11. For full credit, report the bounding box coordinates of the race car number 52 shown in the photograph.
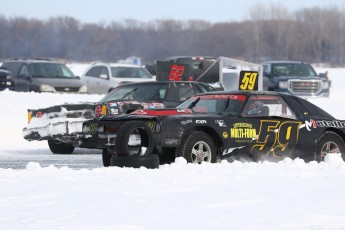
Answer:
[239,71,258,90]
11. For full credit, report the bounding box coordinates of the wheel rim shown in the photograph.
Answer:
[320,141,340,160]
[191,141,212,163]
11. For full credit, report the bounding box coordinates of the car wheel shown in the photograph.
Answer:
[179,131,217,163]
[102,149,111,167]
[316,131,345,162]
[115,121,154,157]
[111,155,159,169]
[47,139,75,154]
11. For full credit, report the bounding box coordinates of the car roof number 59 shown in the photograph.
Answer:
[239,71,259,91]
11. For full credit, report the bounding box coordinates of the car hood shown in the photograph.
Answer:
[272,75,326,82]
[31,77,84,87]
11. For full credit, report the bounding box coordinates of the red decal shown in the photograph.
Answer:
[95,106,102,117]
[36,112,44,118]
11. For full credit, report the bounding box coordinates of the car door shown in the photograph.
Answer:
[14,64,31,91]
[96,66,111,94]
[222,94,302,162]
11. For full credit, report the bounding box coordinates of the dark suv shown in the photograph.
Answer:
[0,69,13,91]
[0,58,87,93]
[262,60,330,98]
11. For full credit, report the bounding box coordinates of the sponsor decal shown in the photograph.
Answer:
[230,123,257,140]
[196,120,207,124]
[305,119,345,131]
[198,94,247,101]
[110,108,119,115]
[222,132,228,138]
[177,109,192,113]
[95,106,102,117]
[146,121,157,131]
[108,102,118,107]
[215,120,226,127]
[181,119,192,125]
[165,139,178,145]
[88,123,98,134]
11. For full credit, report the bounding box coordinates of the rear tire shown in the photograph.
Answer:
[48,139,75,154]
[316,132,345,162]
[111,155,159,169]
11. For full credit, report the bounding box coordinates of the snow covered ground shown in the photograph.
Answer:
[0,65,345,230]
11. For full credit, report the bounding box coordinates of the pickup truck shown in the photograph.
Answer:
[262,60,330,98]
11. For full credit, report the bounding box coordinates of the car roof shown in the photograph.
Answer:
[2,58,61,64]
[165,56,217,61]
[117,81,208,86]
[91,62,144,68]
[262,60,310,65]
[196,90,295,97]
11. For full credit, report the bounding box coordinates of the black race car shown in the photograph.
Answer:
[82,90,345,168]
[23,81,218,154]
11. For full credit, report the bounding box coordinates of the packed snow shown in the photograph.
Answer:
[0,65,345,229]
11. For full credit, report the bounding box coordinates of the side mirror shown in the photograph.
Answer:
[99,74,108,79]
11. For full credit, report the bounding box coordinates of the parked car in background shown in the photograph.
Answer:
[0,58,87,93]
[82,62,154,94]
[262,60,330,98]
[0,69,13,91]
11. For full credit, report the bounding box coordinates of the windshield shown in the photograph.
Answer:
[177,94,247,115]
[30,63,75,78]
[111,67,152,79]
[270,63,317,77]
[99,84,168,102]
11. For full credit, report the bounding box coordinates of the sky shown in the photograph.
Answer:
[0,0,344,24]
[0,66,345,229]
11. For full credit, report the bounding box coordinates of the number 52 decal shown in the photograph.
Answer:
[251,120,302,158]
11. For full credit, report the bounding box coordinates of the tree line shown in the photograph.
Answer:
[1,4,345,66]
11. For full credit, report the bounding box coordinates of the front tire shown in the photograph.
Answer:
[48,139,75,154]
[316,132,345,162]
[178,131,217,163]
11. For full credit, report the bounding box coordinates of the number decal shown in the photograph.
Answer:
[168,64,185,81]
[252,120,301,158]
[252,121,279,156]
[239,71,258,90]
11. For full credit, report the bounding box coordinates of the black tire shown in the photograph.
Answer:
[316,131,345,162]
[115,121,154,157]
[111,155,159,169]
[178,131,217,163]
[48,139,75,154]
[102,149,111,167]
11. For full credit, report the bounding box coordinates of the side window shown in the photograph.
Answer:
[99,67,109,79]
[85,66,101,78]
[19,64,29,78]
[242,95,296,119]
[195,84,210,93]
